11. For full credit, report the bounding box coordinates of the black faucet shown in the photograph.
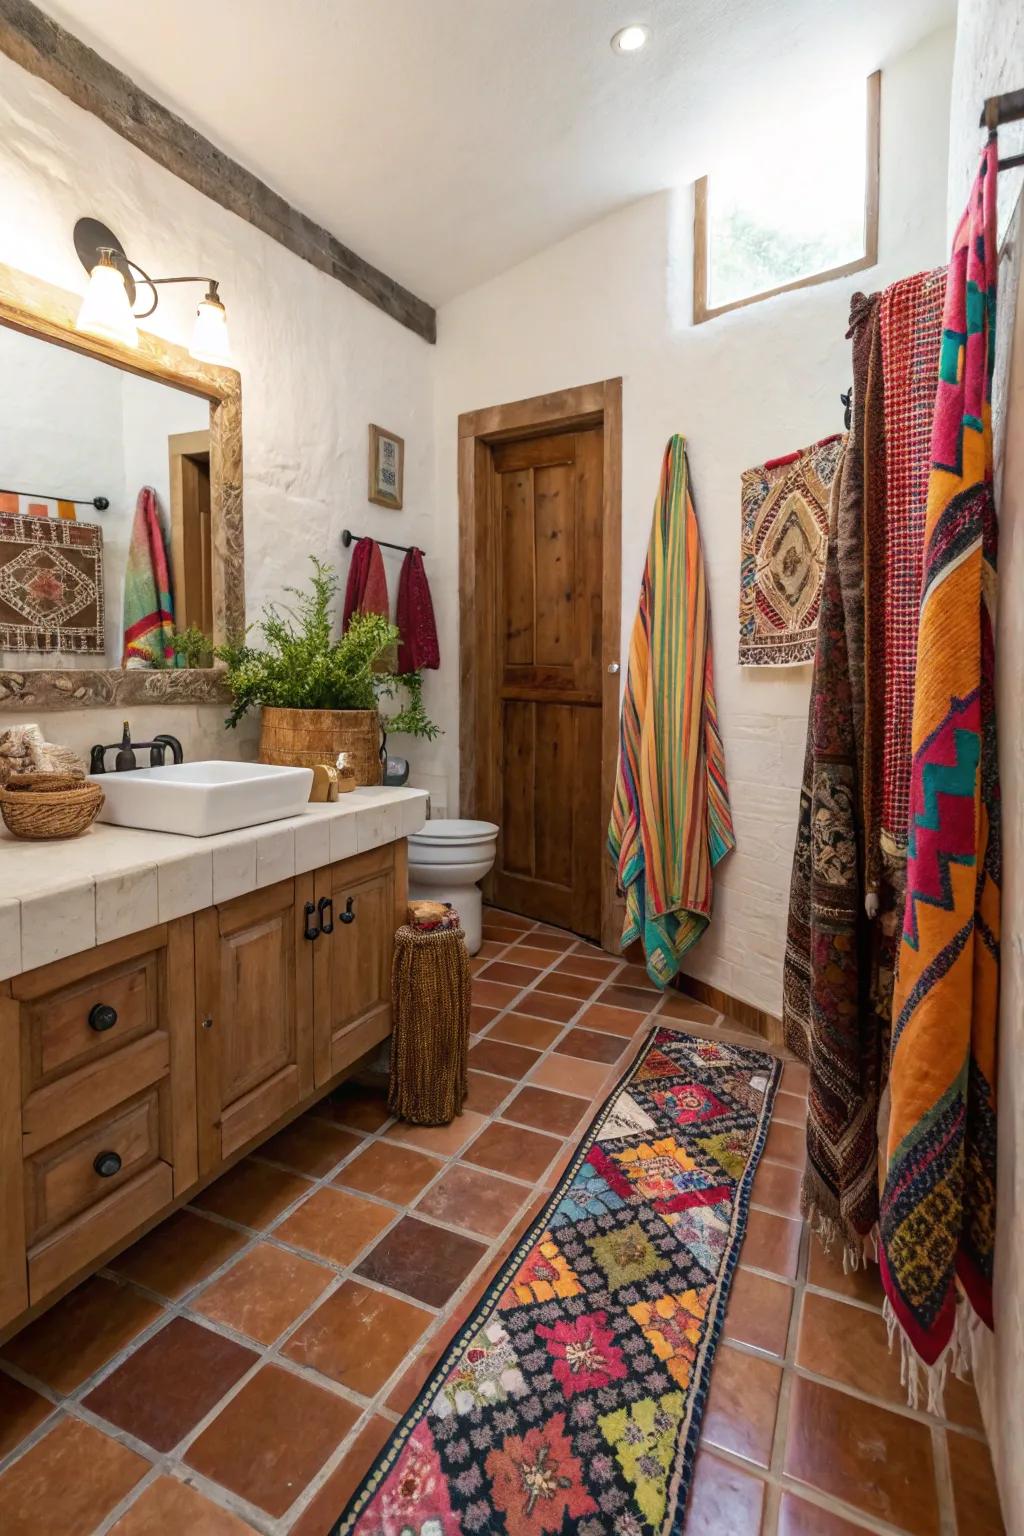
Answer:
[89,721,185,774]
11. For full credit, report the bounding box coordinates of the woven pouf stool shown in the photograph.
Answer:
[388,901,471,1126]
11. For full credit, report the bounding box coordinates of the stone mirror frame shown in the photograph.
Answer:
[0,257,243,711]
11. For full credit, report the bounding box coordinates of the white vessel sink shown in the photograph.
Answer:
[91,760,314,837]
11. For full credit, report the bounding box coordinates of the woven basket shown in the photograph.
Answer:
[0,781,104,840]
[6,771,85,793]
[258,706,383,787]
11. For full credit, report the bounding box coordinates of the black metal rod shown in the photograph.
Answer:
[1,487,108,511]
[998,153,1024,172]
[341,528,423,556]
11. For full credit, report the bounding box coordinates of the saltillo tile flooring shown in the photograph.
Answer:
[0,908,1005,1536]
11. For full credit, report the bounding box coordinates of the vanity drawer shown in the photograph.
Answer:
[24,1087,164,1246]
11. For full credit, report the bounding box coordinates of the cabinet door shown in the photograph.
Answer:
[313,844,404,1084]
[195,876,314,1173]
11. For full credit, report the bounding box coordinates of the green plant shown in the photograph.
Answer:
[213,559,440,739]
[170,625,211,669]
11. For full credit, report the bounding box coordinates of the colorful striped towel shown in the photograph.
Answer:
[880,139,1000,1409]
[608,435,734,986]
[122,486,176,668]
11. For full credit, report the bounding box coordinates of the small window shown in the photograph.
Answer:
[693,71,880,324]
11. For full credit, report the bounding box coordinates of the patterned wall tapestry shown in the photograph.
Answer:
[738,433,846,666]
[0,513,105,654]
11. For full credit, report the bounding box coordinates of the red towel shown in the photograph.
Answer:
[396,547,440,671]
[342,538,389,629]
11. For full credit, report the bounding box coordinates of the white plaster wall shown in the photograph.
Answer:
[946,2,1024,1527]
[0,48,446,782]
[434,26,954,1017]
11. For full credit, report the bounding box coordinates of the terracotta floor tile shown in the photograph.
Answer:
[83,1316,257,1452]
[468,1037,541,1080]
[477,960,537,989]
[947,1428,1005,1534]
[191,1242,333,1345]
[0,1372,53,1459]
[806,1238,884,1307]
[683,1449,766,1535]
[192,1158,313,1229]
[723,1268,794,1357]
[555,951,620,980]
[528,1053,612,1096]
[109,1475,258,1534]
[355,1215,487,1308]
[471,979,520,1009]
[384,1108,489,1157]
[290,1413,394,1536]
[186,1363,358,1518]
[0,1275,162,1395]
[577,1001,645,1035]
[283,1279,432,1395]
[507,944,555,969]
[942,1373,987,1432]
[484,907,533,930]
[796,1291,905,1404]
[741,1208,803,1279]
[481,924,522,943]
[257,1114,363,1177]
[335,1141,441,1203]
[470,1003,498,1033]
[615,962,660,990]
[764,1119,806,1168]
[700,1343,780,1467]
[782,1060,810,1094]
[487,1013,564,1050]
[416,1162,528,1236]
[777,1490,874,1535]
[315,1081,392,1133]
[533,969,599,1000]
[774,1089,809,1126]
[502,1084,590,1136]
[752,1158,803,1218]
[0,1417,148,1536]
[463,1069,512,1115]
[275,1185,395,1266]
[598,984,658,1013]
[517,931,574,952]
[784,1375,940,1535]
[514,989,580,1023]
[475,938,509,959]
[108,1208,248,1301]
[554,1026,630,1063]
[464,1120,564,1181]
[660,993,721,1024]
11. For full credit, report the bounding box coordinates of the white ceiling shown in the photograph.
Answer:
[38,0,955,307]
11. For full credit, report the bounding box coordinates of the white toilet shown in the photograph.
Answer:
[407,818,499,954]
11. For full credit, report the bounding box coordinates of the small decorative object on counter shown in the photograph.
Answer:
[309,763,340,802]
[0,723,82,783]
[335,752,356,793]
[0,775,103,839]
[388,899,470,1127]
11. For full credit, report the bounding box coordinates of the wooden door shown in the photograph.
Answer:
[195,876,313,1173]
[486,427,604,935]
[313,845,403,1085]
[168,428,214,651]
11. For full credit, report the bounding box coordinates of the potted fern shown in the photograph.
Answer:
[215,559,439,784]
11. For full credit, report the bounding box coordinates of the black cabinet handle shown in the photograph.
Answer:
[88,1003,118,1033]
[303,902,320,941]
[318,896,334,935]
[340,896,356,925]
[94,1151,122,1178]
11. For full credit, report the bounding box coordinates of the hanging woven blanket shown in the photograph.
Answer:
[608,436,734,987]
[0,512,104,654]
[738,434,846,665]
[880,139,1000,1407]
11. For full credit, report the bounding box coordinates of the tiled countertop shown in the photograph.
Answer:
[0,786,428,980]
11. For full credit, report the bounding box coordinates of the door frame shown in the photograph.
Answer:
[457,378,623,952]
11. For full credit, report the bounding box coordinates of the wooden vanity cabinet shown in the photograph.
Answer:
[194,874,315,1174]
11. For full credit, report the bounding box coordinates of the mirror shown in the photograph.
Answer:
[0,255,243,711]
[0,324,210,669]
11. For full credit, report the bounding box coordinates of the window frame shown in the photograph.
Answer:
[692,70,881,325]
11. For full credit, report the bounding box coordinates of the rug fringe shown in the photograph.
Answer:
[883,1290,974,1414]
[802,1193,878,1273]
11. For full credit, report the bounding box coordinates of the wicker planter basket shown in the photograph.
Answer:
[0,781,104,840]
[258,707,383,786]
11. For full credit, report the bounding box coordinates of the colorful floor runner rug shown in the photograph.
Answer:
[333,1027,781,1536]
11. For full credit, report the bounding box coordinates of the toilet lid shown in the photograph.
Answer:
[409,818,499,845]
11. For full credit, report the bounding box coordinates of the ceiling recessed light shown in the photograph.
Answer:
[611,24,649,54]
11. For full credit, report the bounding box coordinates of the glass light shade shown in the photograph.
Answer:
[190,295,231,366]
[75,258,138,347]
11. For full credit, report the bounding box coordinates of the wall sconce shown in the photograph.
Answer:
[73,217,232,367]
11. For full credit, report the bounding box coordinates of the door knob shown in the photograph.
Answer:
[607,662,621,674]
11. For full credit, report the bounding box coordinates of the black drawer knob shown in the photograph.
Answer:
[88,1003,118,1033]
[93,1151,122,1178]
[340,896,356,924]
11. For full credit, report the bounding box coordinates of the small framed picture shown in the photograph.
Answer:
[368,423,404,509]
